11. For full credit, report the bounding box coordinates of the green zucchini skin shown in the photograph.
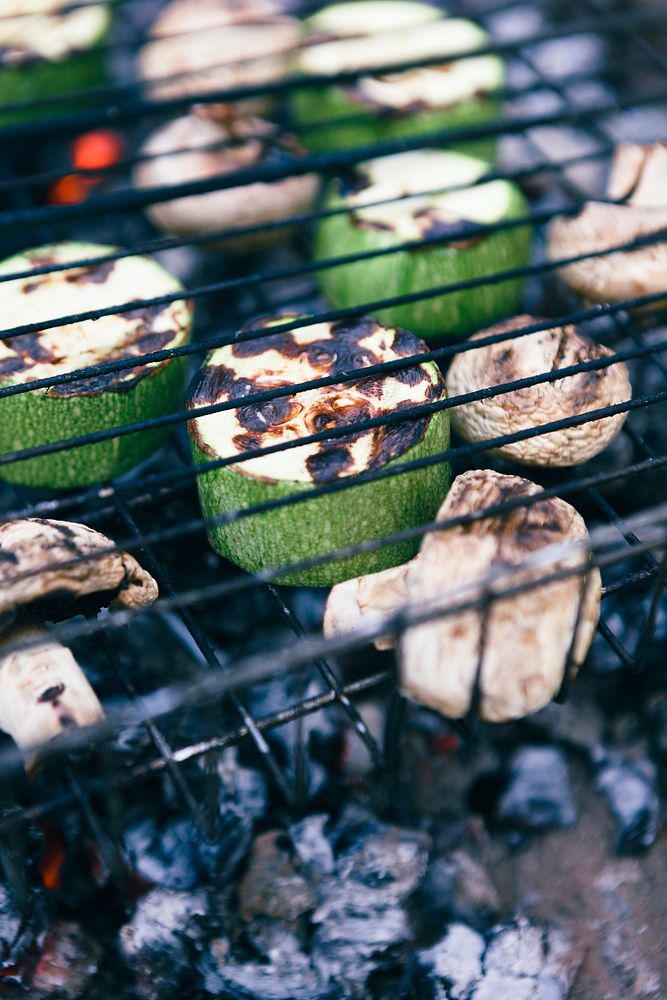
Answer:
[0,242,192,489]
[0,15,109,124]
[291,84,501,162]
[0,354,187,489]
[192,406,450,587]
[314,184,532,340]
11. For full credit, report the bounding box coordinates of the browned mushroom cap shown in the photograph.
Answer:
[133,114,319,253]
[445,315,632,467]
[0,518,158,631]
[0,623,104,771]
[139,0,302,108]
[548,143,667,304]
[400,470,601,722]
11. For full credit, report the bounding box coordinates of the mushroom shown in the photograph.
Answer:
[133,114,319,253]
[445,315,632,467]
[548,143,667,305]
[0,518,158,632]
[324,469,601,722]
[138,0,302,111]
[0,623,104,771]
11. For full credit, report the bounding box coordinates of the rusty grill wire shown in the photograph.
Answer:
[0,0,666,903]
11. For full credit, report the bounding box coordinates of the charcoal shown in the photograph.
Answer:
[415,850,502,930]
[217,747,269,822]
[496,747,577,832]
[416,923,486,1000]
[288,814,335,876]
[30,921,102,998]
[596,755,660,854]
[239,831,317,923]
[0,883,25,968]
[202,932,336,1000]
[311,812,431,996]
[119,888,208,1000]
[125,817,201,890]
[472,920,584,1000]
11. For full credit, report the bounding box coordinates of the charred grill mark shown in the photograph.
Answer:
[414,211,485,250]
[238,397,301,433]
[232,432,263,454]
[64,260,116,285]
[0,550,18,563]
[38,684,65,704]
[306,446,353,483]
[0,355,24,377]
[550,327,571,372]
[394,365,428,386]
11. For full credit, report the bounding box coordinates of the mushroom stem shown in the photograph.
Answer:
[0,623,104,771]
[608,143,667,207]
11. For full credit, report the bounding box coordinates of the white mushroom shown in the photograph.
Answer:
[0,518,158,632]
[138,0,301,110]
[445,315,632,467]
[0,623,104,771]
[133,114,319,253]
[323,561,410,651]
[324,469,601,722]
[548,143,667,305]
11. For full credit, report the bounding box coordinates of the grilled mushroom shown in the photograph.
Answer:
[325,469,600,722]
[139,0,301,110]
[0,518,158,631]
[134,114,319,253]
[0,623,104,770]
[548,143,667,305]
[445,315,632,466]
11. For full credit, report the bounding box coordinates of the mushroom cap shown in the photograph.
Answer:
[0,622,104,769]
[0,518,159,631]
[133,114,319,253]
[399,469,600,722]
[445,315,632,467]
[139,0,301,105]
[323,560,411,651]
[548,143,667,305]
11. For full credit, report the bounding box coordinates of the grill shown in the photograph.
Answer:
[1,0,667,996]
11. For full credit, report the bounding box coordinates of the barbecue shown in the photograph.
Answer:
[0,1,666,998]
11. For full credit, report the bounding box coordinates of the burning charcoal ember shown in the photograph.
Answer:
[415,851,502,930]
[0,518,158,631]
[415,923,486,1000]
[496,747,577,832]
[239,831,317,923]
[311,812,431,995]
[119,888,208,1000]
[596,755,660,854]
[29,921,102,998]
[288,814,335,877]
[0,883,37,975]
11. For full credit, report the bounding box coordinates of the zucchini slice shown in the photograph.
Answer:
[188,314,451,586]
[0,242,193,489]
[292,1,503,158]
[314,149,532,340]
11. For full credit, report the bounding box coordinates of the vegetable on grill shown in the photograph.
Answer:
[325,469,601,721]
[0,623,104,771]
[548,142,667,307]
[134,113,320,253]
[446,315,632,466]
[314,150,532,340]
[0,0,110,122]
[187,313,451,586]
[292,0,503,159]
[139,0,301,112]
[0,517,159,633]
[0,242,193,489]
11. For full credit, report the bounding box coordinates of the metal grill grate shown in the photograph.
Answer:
[0,0,667,909]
